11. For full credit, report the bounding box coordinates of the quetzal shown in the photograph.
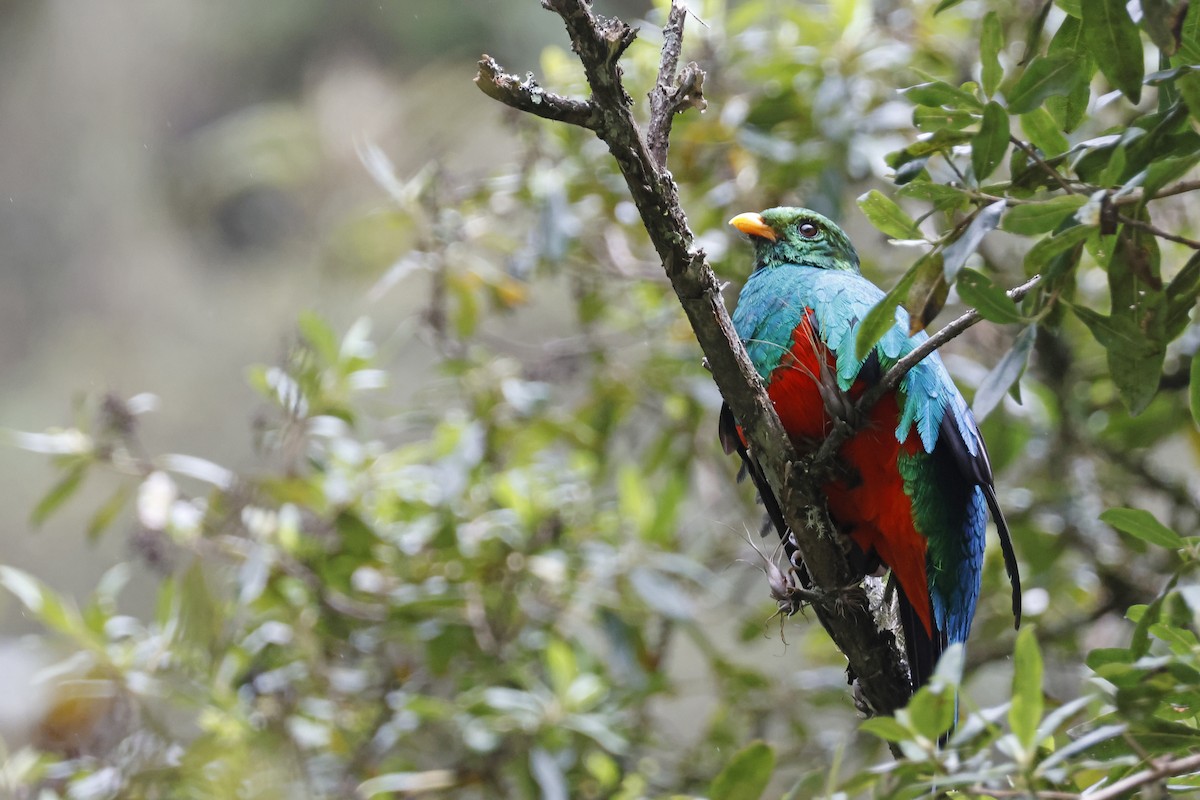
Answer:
[720,206,1021,691]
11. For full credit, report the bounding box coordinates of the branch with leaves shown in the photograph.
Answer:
[475,0,1036,718]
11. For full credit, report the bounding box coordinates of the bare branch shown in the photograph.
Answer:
[648,1,708,167]
[475,55,600,129]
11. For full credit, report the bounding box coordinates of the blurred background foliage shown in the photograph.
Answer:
[3,0,1200,797]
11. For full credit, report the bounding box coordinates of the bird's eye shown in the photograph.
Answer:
[798,222,820,239]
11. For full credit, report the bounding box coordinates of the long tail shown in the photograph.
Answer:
[896,585,944,692]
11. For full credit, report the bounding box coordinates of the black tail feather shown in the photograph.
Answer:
[896,586,944,692]
[983,483,1022,628]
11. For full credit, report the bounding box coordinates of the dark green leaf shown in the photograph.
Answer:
[1141,0,1189,56]
[1010,625,1044,750]
[943,200,1006,282]
[906,683,957,741]
[1101,507,1185,548]
[957,269,1024,325]
[972,103,1010,181]
[30,462,88,528]
[1167,251,1200,337]
[901,81,983,110]
[1178,71,1200,125]
[1081,0,1144,104]
[1020,107,1070,156]
[907,253,950,333]
[709,741,775,800]
[1191,351,1200,429]
[1008,54,1086,114]
[856,260,922,359]
[1002,196,1089,235]
[887,130,974,166]
[1045,15,1092,132]
[934,0,966,13]
[981,13,1004,97]
[913,105,975,132]
[859,716,912,743]
[974,325,1037,420]
[1024,223,1093,273]
[1020,0,1055,64]
[1072,305,1167,414]
[857,190,921,239]
[1142,153,1200,201]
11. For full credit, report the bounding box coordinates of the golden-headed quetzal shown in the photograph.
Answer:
[720,206,1021,691]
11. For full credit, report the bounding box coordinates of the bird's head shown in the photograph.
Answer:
[728,207,860,273]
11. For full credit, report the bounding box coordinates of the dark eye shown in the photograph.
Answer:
[798,222,820,239]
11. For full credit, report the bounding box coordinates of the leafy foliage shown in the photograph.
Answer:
[4,0,1200,797]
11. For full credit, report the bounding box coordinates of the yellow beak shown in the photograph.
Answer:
[728,212,777,242]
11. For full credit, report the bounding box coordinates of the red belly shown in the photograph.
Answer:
[766,312,933,636]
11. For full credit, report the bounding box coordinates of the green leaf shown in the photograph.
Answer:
[1072,304,1167,414]
[857,190,920,239]
[1045,16,1093,132]
[1166,251,1200,337]
[298,311,340,365]
[913,105,975,132]
[0,566,87,640]
[973,324,1037,420]
[906,252,950,334]
[86,483,132,542]
[1008,54,1085,114]
[981,13,1004,97]
[30,462,88,528]
[957,269,1024,325]
[906,683,957,741]
[859,716,912,743]
[1100,507,1185,549]
[901,81,983,110]
[1141,0,1189,56]
[1081,0,1144,104]
[1010,625,1044,750]
[1023,223,1093,273]
[1019,107,1070,157]
[1191,351,1200,429]
[709,741,775,800]
[1142,153,1200,201]
[1178,70,1200,125]
[856,260,921,359]
[1002,196,1089,235]
[971,102,1010,181]
[943,200,1006,282]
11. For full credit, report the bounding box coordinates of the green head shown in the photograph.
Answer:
[728,207,860,273]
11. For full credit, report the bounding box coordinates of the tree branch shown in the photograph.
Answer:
[478,0,913,718]
[475,55,601,129]
[647,2,707,167]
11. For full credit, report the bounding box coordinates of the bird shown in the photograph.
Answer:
[720,206,1021,692]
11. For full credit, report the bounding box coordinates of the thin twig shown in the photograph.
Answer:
[1117,212,1200,250]
[1082,751,1200,800]
[1011,135,1077,194]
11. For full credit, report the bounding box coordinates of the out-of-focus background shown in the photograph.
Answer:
[0,0,583,743]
